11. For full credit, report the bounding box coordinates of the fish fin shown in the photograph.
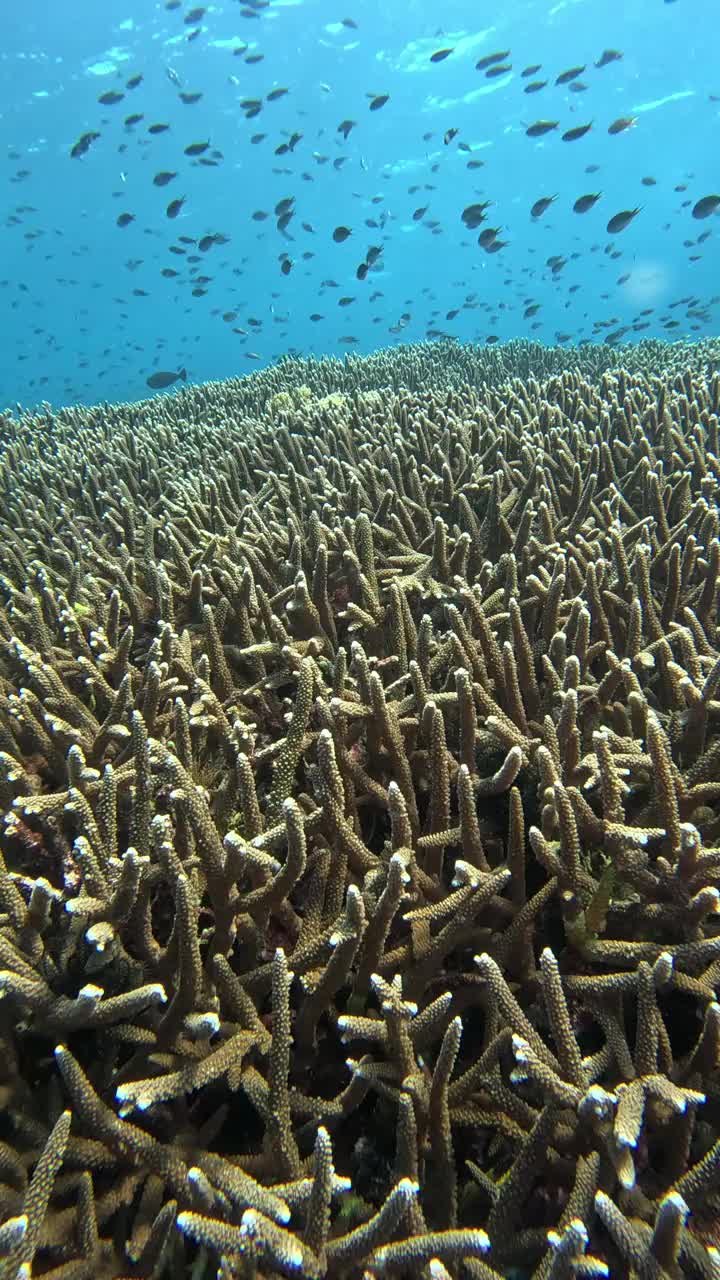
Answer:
[179,367,187,381]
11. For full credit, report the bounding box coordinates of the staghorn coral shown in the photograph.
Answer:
[0,341,720,1278]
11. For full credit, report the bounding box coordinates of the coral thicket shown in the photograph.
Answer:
[1,338,720,1278]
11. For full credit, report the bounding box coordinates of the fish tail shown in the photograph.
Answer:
[179,367,187,381]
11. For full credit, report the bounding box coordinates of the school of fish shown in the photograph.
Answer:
[2,0,718,404]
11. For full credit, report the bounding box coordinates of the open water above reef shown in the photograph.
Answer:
[1,0,719,410]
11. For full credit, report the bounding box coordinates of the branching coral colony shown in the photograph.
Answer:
[1,337,720,1280]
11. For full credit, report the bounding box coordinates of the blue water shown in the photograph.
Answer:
[1,0,718,410]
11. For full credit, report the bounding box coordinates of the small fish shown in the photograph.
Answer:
[266,87,289,101]
[70,131,100,158]
[166,196,186,218]
[595,49,623,67]
[146,367,187,390]
[606,208,640,234]
[185,6,206,22]
[641,176,657,186]
[337,119,355,139]
[556,65,585,84]
[184,140,210,156]
[368,94,389,110]
[179,92,203,105]
[333,226,352,242]
[524,80,548,93]
[478,227,500,248]
[562,122,593,141]
[692,195,720,219]
[486,64,512,77]
[412,206,428,220]
[126,74,143,89]
[148,123,170,134]
[116,212,135,227]
[608,116,635,134]
[444,128,459,145]
[531,195,557,218]
[98,90,124,105]
[462,202,491,228]
[280,258,292,275]
[475,51,510,71]
[153,171,177,186]
[573,192,602,213]
[430,48,453,63]
[521,64,542,76]
[526,120,559,137]
[341,16,358,27]
[166,66,182,86]
[124,113,143,127]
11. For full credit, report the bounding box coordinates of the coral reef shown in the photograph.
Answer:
[1,338,720,1278]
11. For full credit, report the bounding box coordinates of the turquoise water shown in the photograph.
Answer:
[2,0,718,409]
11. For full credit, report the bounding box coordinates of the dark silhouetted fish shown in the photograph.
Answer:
[595,49,623,67]
[526,120,559,136]
[70,131,100,158]
[475,51,510,70]
[146,367,187,389]
[606,208,641,234]
[462,202,491,228]
[562,122,592,141]
[556,65,585,84]
[608,116,636,134]
[692,195,720,219]
[573,193,602,213]
[531,195,557,217]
